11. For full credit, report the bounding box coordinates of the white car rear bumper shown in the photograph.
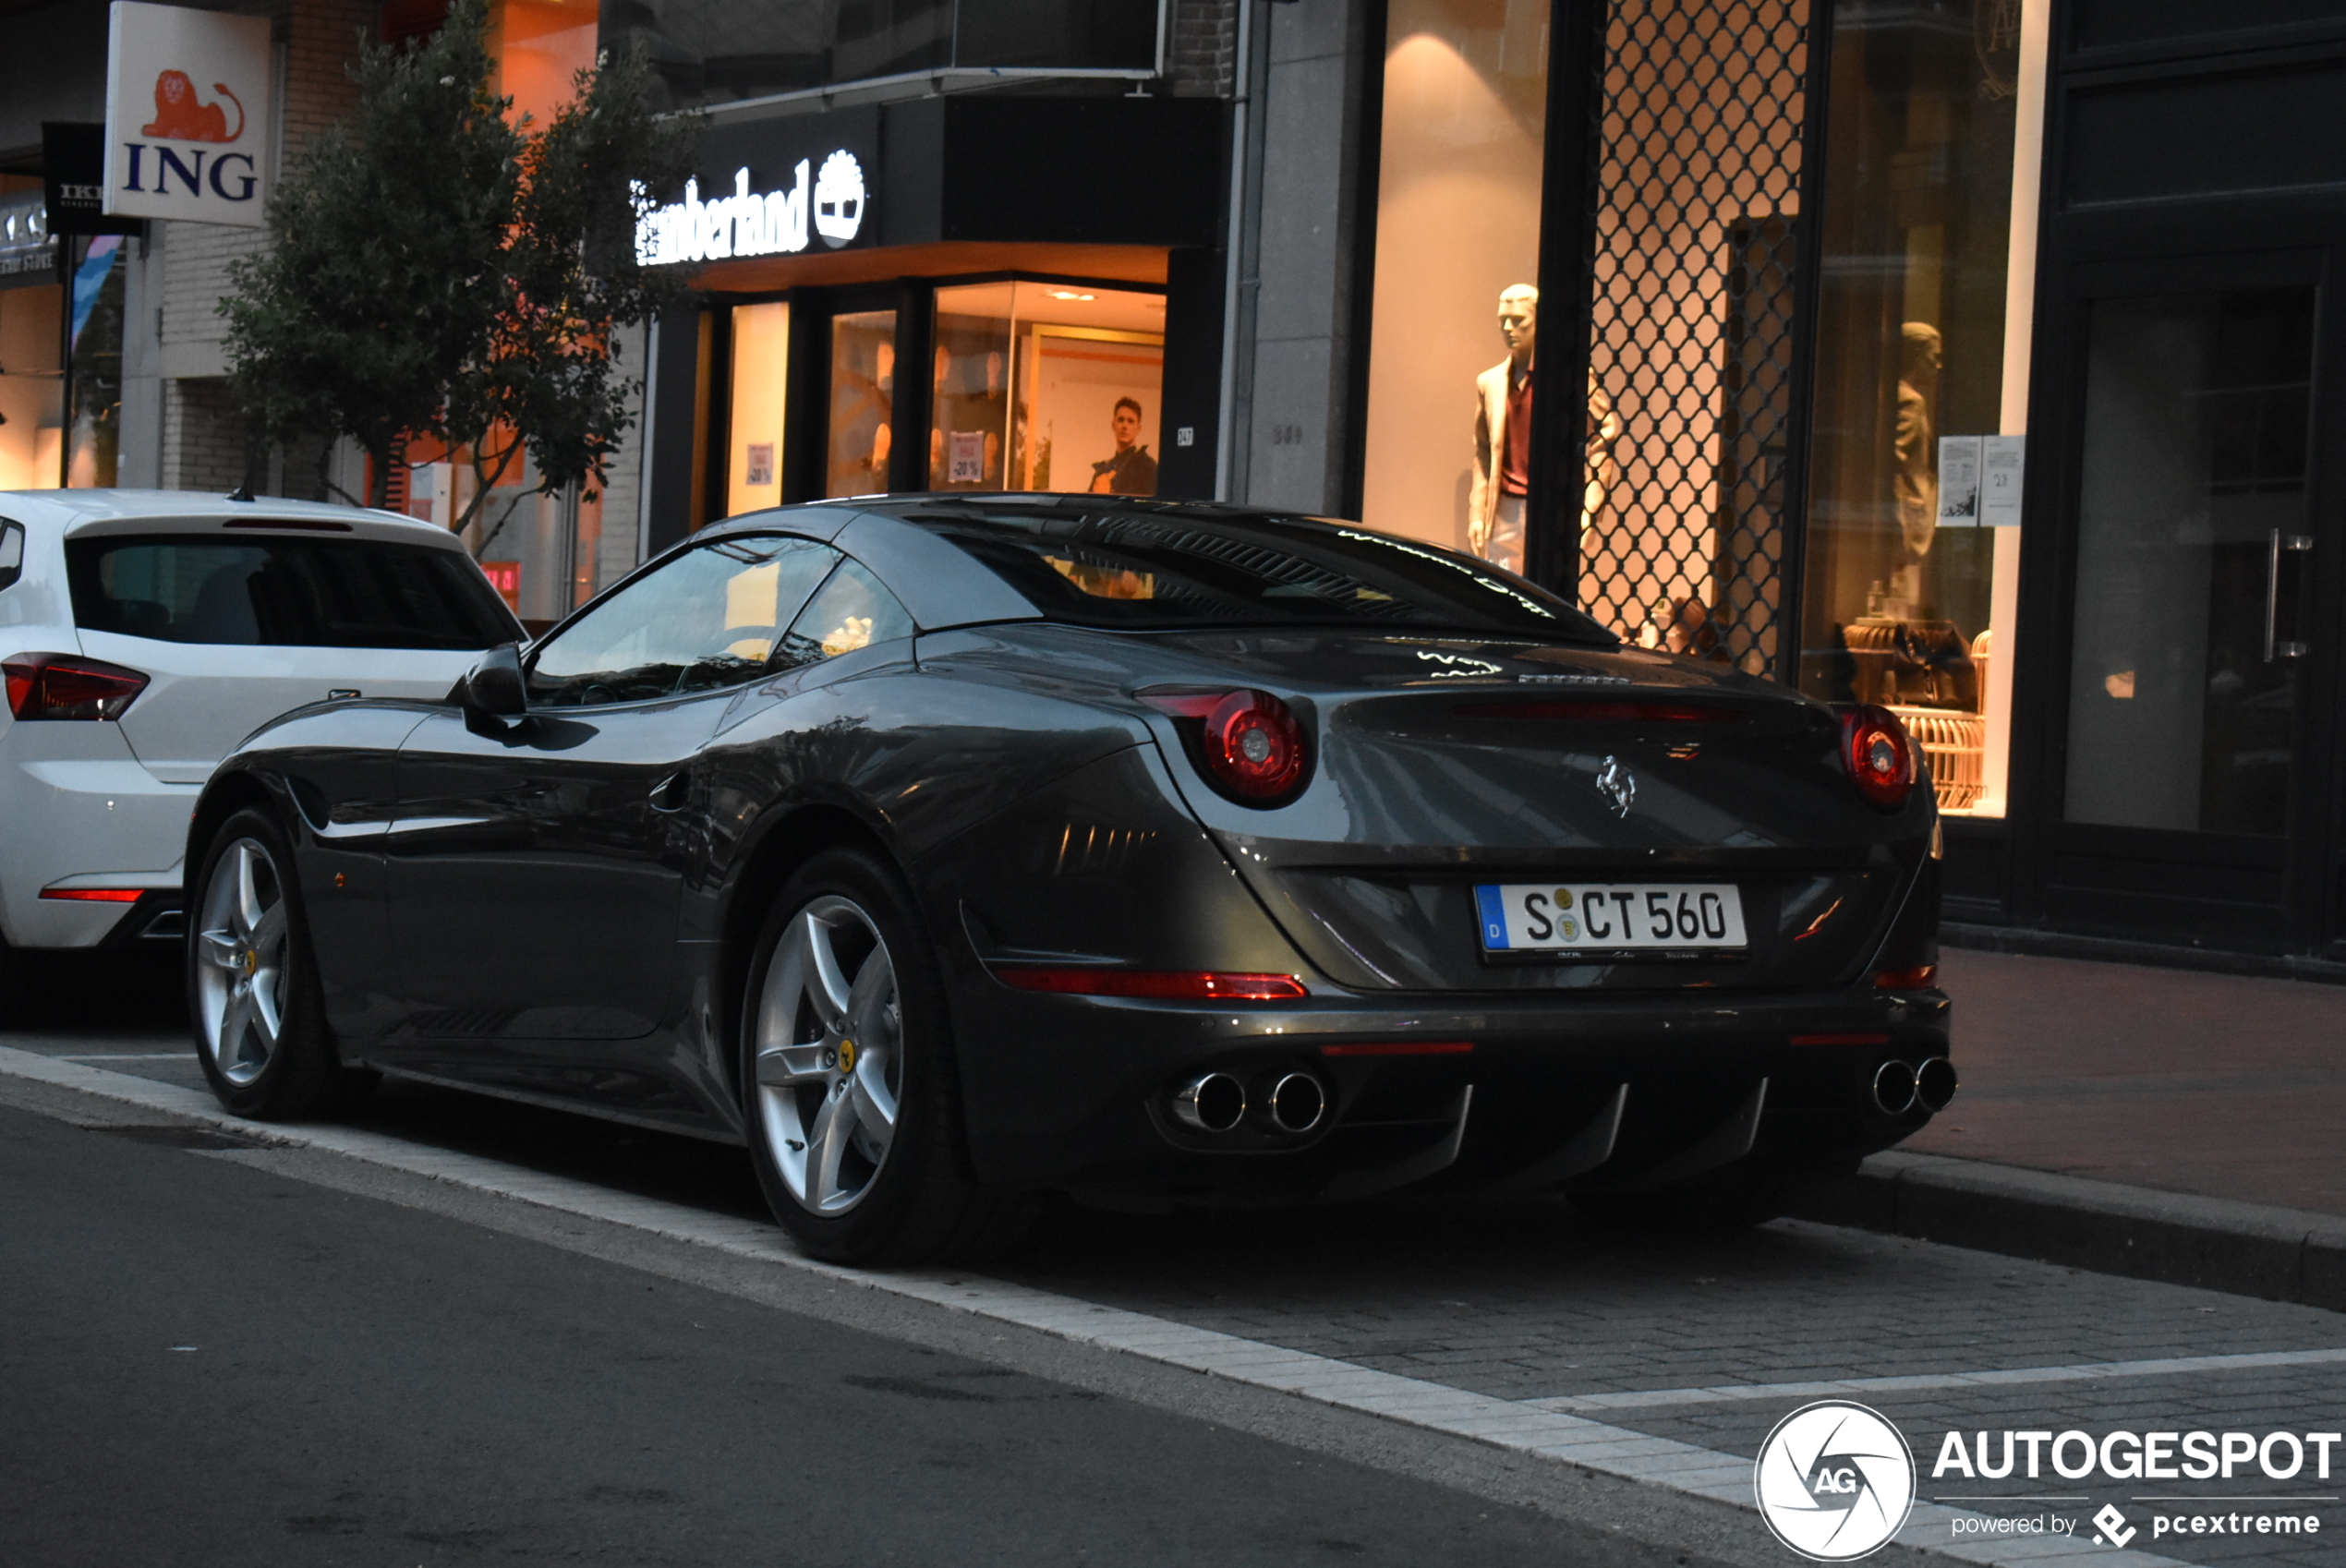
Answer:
[0,725,196,949]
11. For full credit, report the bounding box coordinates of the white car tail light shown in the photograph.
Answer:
[3,654,151,721]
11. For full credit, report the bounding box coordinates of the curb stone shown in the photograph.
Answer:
[1787,1151,2346,1310]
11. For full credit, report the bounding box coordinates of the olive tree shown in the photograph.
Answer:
[223,0,695,536]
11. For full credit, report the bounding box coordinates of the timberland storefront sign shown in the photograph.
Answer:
[102,0,273,229]
[632,109,879,270]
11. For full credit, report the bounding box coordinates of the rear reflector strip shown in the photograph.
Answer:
[40,887,148,902]
[1453,701,1746,724]
[1318,1041,1475,1058]
[1872,965,1938,989]
[1789,1032,1891,1046]
[992,968,1308,1001]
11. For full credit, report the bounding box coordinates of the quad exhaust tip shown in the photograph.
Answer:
[1266,1071,1326,1134]
[1173,1071,1247,1133]
[1870,1056,1957,1116]
[1171,1069,1330,1136]
[1871,1059,1917,1117]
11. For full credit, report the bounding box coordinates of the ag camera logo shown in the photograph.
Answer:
[1755,1401,1917,1561]
[813,150,865,247]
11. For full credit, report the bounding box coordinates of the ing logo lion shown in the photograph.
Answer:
[141,70,245,143]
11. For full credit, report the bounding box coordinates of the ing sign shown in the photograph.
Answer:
[103,1,273,229]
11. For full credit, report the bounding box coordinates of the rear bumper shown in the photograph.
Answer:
[0,742,194,950]
[949,981,1952,1200]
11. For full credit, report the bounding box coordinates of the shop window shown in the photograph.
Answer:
[728,301,789,515]
[1360,0,1551,563]
[1798,0,2041,817]
[490,0,598,130]
[0,278,63,490]
[929,281,1166,497]
[827,309,896,498]
[1574,0,1809,674]
[66,236,126,488]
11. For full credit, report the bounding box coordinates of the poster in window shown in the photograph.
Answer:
[1936,436,1981,527]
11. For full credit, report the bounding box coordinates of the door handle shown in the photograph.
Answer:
[2266,529,2313,662]
[649,772,689,813]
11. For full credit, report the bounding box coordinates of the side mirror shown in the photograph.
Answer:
[0,522,22,592]
[456,644,527,729]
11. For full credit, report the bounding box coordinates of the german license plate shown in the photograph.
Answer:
[1474,883,1747,952]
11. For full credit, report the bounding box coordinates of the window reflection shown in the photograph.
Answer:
[526,535,839,706]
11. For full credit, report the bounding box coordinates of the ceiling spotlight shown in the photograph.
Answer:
[1046,290,1095,301]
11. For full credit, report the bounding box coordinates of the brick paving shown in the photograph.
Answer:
[1914,949,2346,1215]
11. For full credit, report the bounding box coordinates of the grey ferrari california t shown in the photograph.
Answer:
[184,495,1952,1261]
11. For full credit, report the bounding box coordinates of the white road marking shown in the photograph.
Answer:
[0,1044,2195,1568]
[54,1052,200,1061]
[1532,1347,2346,1412]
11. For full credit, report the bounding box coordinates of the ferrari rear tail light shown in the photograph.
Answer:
[993,967,1309,1001]
[1839,704,1916,810]
[1138,687,1312,806]
[3,654,149,721]
[1873,964,1938,990]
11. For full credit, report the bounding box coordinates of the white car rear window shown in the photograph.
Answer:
[67,532,517,650]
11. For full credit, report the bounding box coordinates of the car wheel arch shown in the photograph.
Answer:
[713,800,922,1103]
[187,771,282,887]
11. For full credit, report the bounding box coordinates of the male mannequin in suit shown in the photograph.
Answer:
[1469,284,1539,573]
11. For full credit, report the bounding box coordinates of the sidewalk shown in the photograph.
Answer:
[1914,947,2346,1216]
[1786,943,2346,1308]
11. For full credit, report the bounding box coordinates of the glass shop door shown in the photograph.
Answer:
[2035,250,2338,954]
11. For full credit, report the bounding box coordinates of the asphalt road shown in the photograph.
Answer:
[1,1100,1646,1568]
[8,953,2346,1568]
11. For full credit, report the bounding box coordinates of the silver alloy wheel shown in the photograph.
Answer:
[195,837,290,1089]
[752,894,902,1215]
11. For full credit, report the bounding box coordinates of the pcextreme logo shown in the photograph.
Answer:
[1754,1402,1918,1562]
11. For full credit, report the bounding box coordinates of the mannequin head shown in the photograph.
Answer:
[1900,320,1942,382]
[1497,284,1539,368]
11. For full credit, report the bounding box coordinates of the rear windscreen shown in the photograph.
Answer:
[66,533,519,650]
[901,506,1616,643]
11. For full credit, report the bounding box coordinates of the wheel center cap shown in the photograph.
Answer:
[239,948,257,976]
[837,1038,857,1073]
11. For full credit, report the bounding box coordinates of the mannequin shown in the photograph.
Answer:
[1893,321,1941,561]
[1469,284,1538,573]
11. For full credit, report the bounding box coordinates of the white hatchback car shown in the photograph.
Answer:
[0,490,522,998]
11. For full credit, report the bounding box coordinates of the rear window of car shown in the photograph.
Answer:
[899,505,1615,643]
[65,532,519,650]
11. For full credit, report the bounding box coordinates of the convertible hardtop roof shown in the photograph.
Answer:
[715,493,1619,645]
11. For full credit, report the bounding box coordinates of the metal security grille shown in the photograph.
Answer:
[1568,0,1811,678]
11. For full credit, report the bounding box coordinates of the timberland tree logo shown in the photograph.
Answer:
[1754,1402,1917,1562]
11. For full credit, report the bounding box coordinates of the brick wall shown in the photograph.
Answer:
[1168,0,1238,97]
[163,378,255,494]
